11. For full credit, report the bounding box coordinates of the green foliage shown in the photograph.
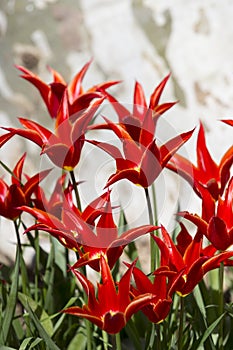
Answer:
[1,219,233,349]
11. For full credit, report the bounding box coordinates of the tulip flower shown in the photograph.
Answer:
[152,225,233,296]
[0,153,50,220]
[20,188,157,270]
[167,123,233,200]
[88,75,193,188]
[90,74,176,143]
[89,116,194,188]
[129,265,177,323]
[179,177,233,251]
[17,60,119,119]
[33,174,67,218]
[1,92,104,170]
[63,256,156,334]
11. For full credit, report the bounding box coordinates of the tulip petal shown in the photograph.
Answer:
[208,216,229,251]
[149,73,171,109]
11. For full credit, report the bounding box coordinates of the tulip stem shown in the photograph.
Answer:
[102,330,109,349]
[85,320,92,350]
[145,323,161,350]
[70,170,82,211]
[144,187,156,272]
[218,262,224,350]
[156,324,161,350]
[14,219,22,253]
[177,296,184,350]
[115,332,122,350]
[34,229,40,303]
[152,183,160,269]
[70,170,92,349]
[145,187,154,224]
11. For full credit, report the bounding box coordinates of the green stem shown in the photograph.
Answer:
[152,183,160,269]
[144,187,156,272]
[14,219,22,253]
[65,246,70,271]
[156,324,161,350]
[125,319,142,350]
[145,187,153,224]
[70,170,82,211]
[178,296,185,350]
[34,229,40,303]
[83,270,92,349]
[218,262,224,350]
[115,332,122,350]
[146,322,161,350]
[86,320,92,350]
[102,330,109,350]
[151,183,158,226]
[147,323,156,349]
[14,219,30,296]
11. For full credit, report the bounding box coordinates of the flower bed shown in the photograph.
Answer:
[0,61,233,349]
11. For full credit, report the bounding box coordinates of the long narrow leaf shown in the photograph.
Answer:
[0,248,20,345]
[12,317,25,343]
[29,338,43,349]
[23,302,60,350]
[52,297,78,336]
[43,237,55,313]
[18,292,53,337]
[19,337,42,350]
[67,331,87,350]
[196,313,226,348]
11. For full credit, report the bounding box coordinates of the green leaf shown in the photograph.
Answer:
[0,346,17,350]
[43,237,56,313]
[29,338,43,349]
[22,301,60,350]
[0,247,20,345]
[196,313,226,348]
[19,337,42,350]
[67,331,87,350]
[12,317,25,342]
[19,337,33,350]
[19,253,30,297]
[117,207,128,234]
[125,318,142,350]
[18,293,53,337]
[52,297,78,336]
[53,239,67,278]
[19,338,35,350]
[193,284,207,319]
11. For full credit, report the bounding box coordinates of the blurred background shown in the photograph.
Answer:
[0,0,233,266]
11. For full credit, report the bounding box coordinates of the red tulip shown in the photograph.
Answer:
[1,93,104,170]
[88,75,193,188]
[167,123,233,200]
[0,153,50,220]
[90,74,176,143]
[63,256,156,334]
[152,225,233,296]
[33,174,67,218]
[20,188,157,271]
[16,60,119,119]
[89,117,194,188]
[129,265,177,323]
[179,177,233,251]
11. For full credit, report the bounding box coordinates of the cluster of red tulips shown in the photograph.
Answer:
[0,60,233,343]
